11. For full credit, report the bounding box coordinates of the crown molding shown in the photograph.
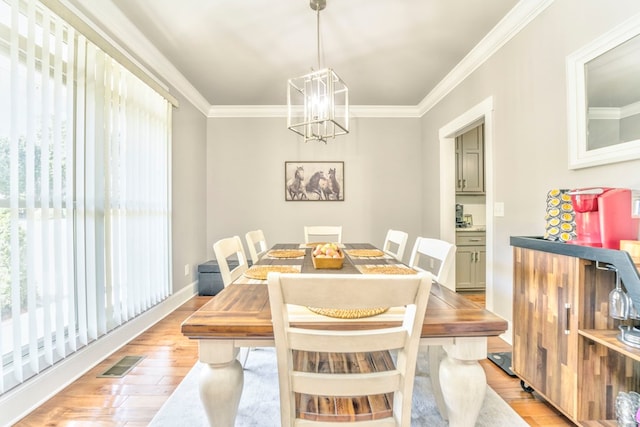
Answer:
[350,105,421,118]
[208,0,554,119]
[64,0,553,119]
[208,105,287,118]
[417,0,555,116]
[207,105,421,118]
[61,0,211,115]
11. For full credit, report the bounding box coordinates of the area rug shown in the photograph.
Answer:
[150,347,528,426]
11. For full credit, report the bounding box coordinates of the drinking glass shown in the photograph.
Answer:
[610,269,629,320]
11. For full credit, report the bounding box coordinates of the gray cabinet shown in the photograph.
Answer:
[455,124,484,194]
[455,232,486,291]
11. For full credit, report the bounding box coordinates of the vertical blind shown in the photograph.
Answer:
[0,0,171,393]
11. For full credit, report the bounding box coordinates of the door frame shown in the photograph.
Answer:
[438,96,494,311]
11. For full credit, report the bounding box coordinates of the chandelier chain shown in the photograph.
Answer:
[316,7,321,70]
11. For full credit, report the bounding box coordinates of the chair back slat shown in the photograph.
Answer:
[304,225,343,243]
[292,370,401,396]
[276,273,422,309]
[288,329,408,353]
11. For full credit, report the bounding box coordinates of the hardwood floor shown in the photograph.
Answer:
[14,293,576,426]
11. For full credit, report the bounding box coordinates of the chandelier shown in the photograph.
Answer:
[287,0,349,143]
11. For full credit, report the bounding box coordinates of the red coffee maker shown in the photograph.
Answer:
[569,187,640,249]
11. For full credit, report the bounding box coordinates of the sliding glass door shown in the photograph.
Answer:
[0,0,171,394]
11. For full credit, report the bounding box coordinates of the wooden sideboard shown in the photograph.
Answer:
[511,236,640,425]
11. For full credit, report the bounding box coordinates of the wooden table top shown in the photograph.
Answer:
[182,243,507,340]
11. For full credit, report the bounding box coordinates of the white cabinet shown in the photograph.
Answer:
[455,124,484,194]
[455,231,486,291]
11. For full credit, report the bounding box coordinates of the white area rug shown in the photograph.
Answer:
[150,347,528,426]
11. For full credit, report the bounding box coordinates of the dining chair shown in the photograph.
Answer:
[245,229,268,264]
[212,235,252,367]
[408,236,457,421]
[408,237,456,289]
[267,271,433,427]
[382,229,409,261]
[303,225,342,243]
[213,236,250,287]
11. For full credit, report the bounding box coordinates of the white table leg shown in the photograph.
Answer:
[198,340,243,427]
[439,337,488,427]
[428,345,448,420]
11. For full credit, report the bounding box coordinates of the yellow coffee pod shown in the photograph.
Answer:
[560,232,573,242]
[561,212,574,221]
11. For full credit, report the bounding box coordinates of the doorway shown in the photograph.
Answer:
[438,97,495,312]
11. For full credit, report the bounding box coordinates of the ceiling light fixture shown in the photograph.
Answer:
[287,0,349,143]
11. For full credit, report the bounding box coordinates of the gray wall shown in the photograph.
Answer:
[419,0,640,327]
[171,93,208,291]
[206,117,422,263]
[172,0,640,331]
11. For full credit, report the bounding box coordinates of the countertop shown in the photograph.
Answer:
[456,226,486,232]
[511,236,640,309]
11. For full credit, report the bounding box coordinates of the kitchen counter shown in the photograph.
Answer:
[511,236,640,308]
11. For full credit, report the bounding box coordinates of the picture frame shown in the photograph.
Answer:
[285,161,344,201]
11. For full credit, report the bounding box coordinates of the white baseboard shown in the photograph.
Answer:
[0,282,198,427]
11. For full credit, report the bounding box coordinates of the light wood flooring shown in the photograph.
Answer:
[14,293,575,426]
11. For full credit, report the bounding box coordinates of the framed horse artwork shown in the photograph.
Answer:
[284,161,344,201]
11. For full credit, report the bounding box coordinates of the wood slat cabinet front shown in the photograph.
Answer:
[512,247,580,419]
[513,246,640,424]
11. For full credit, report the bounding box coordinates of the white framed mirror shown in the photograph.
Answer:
[567,14,640,169]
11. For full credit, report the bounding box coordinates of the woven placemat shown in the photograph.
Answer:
[243,265,299,280]
[306,306,389,319]
[267,249,305,259]
[360,265,417,275]
[346,249,385,258]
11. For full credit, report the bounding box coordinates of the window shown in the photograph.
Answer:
[0,0,171,393]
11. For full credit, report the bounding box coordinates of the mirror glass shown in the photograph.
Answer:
[585,34,640,151]
[567,16,640,169]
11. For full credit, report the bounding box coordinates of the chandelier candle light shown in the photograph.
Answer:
[287,0,349,143]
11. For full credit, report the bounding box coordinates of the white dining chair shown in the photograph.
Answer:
[382,228,409,261]
[408,237,456,289]
[303,225,342,243]
[212,235,252,367]
[408,236,457,420]
[267,271,433,427]
[245,229,268,264]
[213,236,250,287]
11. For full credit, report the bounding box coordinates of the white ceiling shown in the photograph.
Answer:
[68,0,520,107]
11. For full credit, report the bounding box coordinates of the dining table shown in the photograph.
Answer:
[181,243,508,427]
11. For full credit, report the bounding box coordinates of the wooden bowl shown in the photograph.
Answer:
[312,250,344,269]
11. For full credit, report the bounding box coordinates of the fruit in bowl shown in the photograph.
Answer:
[313,242,342,258]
